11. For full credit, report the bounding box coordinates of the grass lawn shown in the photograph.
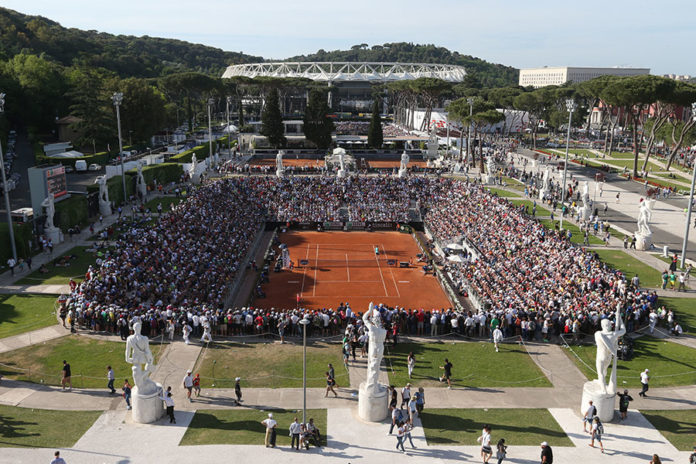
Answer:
[509,199,551,217]
[194,341,346,388]
[16,247,97,285]
[641,410,696,451]
[180,408,327,446]
[384,342,551,388]
[602,158,662,171]
[592,249,665,288]
[563,336,696,388]
[420,408,572,446]
[539,219,604,246]
[144,196,183,213]
[0,294,59,339]
[486,187,521,198]
[0,404,101,448]
[658,296,696,333]
[0,335,164,388]
[654,172,691,184]
[500,177,526,191]
[608,151,639,159]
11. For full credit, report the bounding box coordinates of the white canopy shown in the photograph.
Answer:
[447,254,465,263]
[222,124,239,133]
[446,243,465,250]
[48,150,85,159]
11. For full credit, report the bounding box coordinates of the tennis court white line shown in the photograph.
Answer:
[373,244,389,297]
[299,243,310,298]
[316,280,381,283]
[398,281,410,283]
[345,253,350,282]
[313,244,319,297]
[381,242,401,298]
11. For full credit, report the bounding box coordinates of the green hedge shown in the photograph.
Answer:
[37,146,134,169]
[169,136,234,163]
[135,163,183,186]
[0,222,34,263]
[54,195,89,230]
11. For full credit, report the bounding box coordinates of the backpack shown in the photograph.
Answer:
[597,422,604,434]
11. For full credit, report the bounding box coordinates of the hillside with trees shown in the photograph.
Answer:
[287,43,518,88]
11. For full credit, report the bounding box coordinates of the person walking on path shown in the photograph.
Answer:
[401,383,412,408]
[50,450,67,464]
[415,387,425,414]
[496,438,507,464]
[389,407,403,435]
[639,369,650,397]
[395,422,406,452]
[234,377,243,405]
[183,322,192,345]
[289,417,302,450]
[439,358,453,389]
[122,379,132,410]
[477,424,493,463]
[582,400,596,433]
[328,363,338,388]
[688,445,696,464]
[183,370,194,402]
[7,257,16,276]
[618,390,633,420]
[407,352,415,379]
[325,372,338,398]
[493,326,503,352]
[192,373,201,397]
[649,453,661,464]
[106,366,115,394]
[61,360,72,390]
[589,416,605,453]
[160,390,175,423]
[540,441,553,464]
[262,413,277,448]
[404,420,417,449]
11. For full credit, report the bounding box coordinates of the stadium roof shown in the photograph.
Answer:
[222,62,466,82]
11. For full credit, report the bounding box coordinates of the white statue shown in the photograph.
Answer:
[637,199,654,236]
[276,150,285,178]
[95,175,112,216]
[594,310,626,395]
[486,156,496,175]
[362,302,387,394]
[579,180,591,220]
[400,151,409,171]
[125,321,158,395]
[136,162,147,199]
[42,193,56,230]
[542,167,551,191]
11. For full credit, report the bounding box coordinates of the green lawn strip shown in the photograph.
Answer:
[180,408,327,446]
[0,404,101,448]
[420,408,572,446]
[653,254,688,271]
[385,342,551,388]
[144,196,182,213]
[608,151,639,159]
[539,219,604,246]
[194,341,346,388]
[16,246,97,285]
[657,296,696,333]
[500,177,526,191]
[562,336,696,388]
[641,409,696,451]
[643,176,691,192]
[0,294,59,339]
[508,200,551,217]
[592,249,664,288]
[602,158,662,171]
[486,187,521,198]
[0,335,164,388]
[654,172,691,184]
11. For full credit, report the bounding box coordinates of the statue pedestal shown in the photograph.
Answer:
[581,381,616,422]
[99,202,112,216]
[483,174,495,185]
[635,233,652,251]
[276,169,284,178]
[358,382,389,422]
[337,169,346,178]
[538,189,547,201]
[132,383,165,424]
[45,226,63,245]
[398,168,407,178]
[580,206,591,222]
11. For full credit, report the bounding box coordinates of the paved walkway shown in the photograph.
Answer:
[0,324,68,354]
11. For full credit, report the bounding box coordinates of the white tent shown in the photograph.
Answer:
[446,243,465,250]
[222,124,239,134]
[47,150,85,159]
[447,254,465,263]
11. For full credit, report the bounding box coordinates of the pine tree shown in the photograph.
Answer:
[260,87,286,148]
[303,89,334,149]
[367,99,383,149]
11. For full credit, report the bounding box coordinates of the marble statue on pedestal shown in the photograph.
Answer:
[136,163,147,199]
[579,180,591,221]
[276,150,285,178]
[188,153,198,184]
[483,156,497,184]
[398,151,409,178]
[581,308,626,422]
[95,176,112,216]
[539,167,551,200]
[635,199,654,250]
[358,302,389,421]
[337,152,346,178]
[42,193,56,230]
[125,321,164,423]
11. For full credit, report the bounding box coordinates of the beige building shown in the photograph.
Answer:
[519,66,650,88]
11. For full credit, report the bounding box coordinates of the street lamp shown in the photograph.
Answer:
[207,98,215,167]
[559,98,577,231]
[299,316,311,425]
[0,92,17,262]
[680,102,696,269]
[466,97,475,163]
[226,96,233,156]
[111,92,127,214]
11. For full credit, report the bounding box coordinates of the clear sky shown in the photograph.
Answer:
[5,0,694,75]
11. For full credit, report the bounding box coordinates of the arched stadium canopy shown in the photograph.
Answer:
[222,62,467,82]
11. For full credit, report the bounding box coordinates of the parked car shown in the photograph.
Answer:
[88,163,102,171]
[75,160,87,172]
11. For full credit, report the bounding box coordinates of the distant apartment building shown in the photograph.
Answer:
[663,74,693,82]
[519,66,650,88]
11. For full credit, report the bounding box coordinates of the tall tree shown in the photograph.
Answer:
[367,99,383,149]
[303,89,334,149]
[260,87,286,148]
[116,78,169,145]
[665,82,696,170]
[66,66,115,151]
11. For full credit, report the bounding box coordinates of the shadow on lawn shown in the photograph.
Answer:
[0,415,40,441]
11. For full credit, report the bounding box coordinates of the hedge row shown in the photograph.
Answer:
[135,163,183,186]
[168,136,234,163]
[55,195,89,231]
[36,146,133,168]
[0,222,34,263]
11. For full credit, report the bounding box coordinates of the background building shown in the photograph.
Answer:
[519,66,650,88]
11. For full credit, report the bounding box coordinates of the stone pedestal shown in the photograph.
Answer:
[483,174,495,185]
[276,169,284,178]
[398,168,407,178]
[581,381,616,422]
[337,169,346,178]
[538,189,547,201]
[99,202,112,217]
[132,383,165,424]
[358,382,389,422]
[579,206,591,222]
[635,233,652,251]
[45,227,63,245]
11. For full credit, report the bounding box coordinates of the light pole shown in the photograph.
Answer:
[466,97,475,163]
[299,316,310,425]
[111,92,127,213]
[680,103,696,269]
[226,96,233,156]
[207,98,215,167]
[559,98,577,231]
[0,92,17,262]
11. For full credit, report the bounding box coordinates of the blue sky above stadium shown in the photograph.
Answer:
[8,0,695,75]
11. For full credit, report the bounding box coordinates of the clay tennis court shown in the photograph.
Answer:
[259,231,452,311]
[249,158,325,167]
[367,160,429,169]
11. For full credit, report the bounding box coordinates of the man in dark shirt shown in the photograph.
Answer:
[540,441,553,464]
[618,390,633,420]
[61,360,72,390]
[439,358,453,389]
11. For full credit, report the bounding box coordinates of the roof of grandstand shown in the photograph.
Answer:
[221,62,467,82]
